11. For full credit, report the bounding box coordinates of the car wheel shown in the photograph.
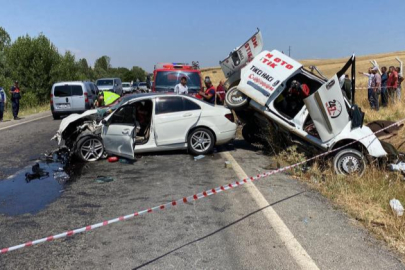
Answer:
[76,136,104,162]
[333,148,366,176]
[225,86,249,111]
[188,128,215,155]
[52,113,60,120]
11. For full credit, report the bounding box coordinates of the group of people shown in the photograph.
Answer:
[360,66,403,111]
[174,76,225,105]
[0,81,22,122]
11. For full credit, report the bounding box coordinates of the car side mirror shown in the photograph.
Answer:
[115,83,118,86]
[102,119,108,126]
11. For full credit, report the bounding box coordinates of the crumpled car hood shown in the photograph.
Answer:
[52,109,99,144]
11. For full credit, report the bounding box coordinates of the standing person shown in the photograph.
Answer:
[387,66,398,104]
[10,81,22,120]
[174,76,188,95]
[198,77,216,104]
[396,67,403,101]
[216,80,226,105]
[371,67,381,111]
[359,68,375,109]
[380,66,388,107]
[0,87,7,122]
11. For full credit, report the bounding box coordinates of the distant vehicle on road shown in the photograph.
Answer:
[152,63,202,95]
[51,81,98,120]
[96,78,123,96]
[122,82,133,94]
[137,82,148,92]
[53,93,236,162]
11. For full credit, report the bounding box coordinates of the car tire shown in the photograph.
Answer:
[188,128,215,155]
[225,86,249,111]
[333,148,366,176]
[76,136,105,162]
[52,113,60,120]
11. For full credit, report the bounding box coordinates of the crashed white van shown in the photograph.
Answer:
[222,30,388,175]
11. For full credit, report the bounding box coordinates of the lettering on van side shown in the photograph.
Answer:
[250,65,275,83]
[260,53,294,70]
[325,100,342,118]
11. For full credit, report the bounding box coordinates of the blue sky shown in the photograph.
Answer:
[1,0,404,72]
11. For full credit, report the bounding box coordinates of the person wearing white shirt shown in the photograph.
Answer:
[174,77,188,95]
[359,67,375,109]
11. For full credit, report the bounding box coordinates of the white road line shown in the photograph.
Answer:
[220,151,320,270]
[0,114,51,131]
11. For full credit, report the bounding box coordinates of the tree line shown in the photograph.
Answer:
[0,27,147,107]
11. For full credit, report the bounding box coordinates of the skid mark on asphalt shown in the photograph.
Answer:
[220,151,320,270]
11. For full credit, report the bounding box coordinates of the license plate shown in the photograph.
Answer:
[58,103,70,109]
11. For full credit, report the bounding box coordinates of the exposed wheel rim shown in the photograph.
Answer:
[190,131,212,153]
[337,153,364,175]
[227,88,247,106]
[80,138,104,161]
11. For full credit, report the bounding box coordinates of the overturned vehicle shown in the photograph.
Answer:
[221,30,393,176]
[53,93,237,162]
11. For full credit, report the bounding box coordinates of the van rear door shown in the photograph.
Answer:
[70,84,85,111]
[304,75,350,142]
[53,85,72,112]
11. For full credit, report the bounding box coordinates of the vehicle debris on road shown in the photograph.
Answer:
[25,163,49,182]
[95,176,114,183]
[194,155,205,161]
[389,199,404,217]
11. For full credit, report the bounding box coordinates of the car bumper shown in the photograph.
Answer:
[216,129,237,145]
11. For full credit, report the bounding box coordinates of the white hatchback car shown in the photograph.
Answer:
[53,94,237,162]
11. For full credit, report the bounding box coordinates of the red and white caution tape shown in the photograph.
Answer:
[1,118,405,255]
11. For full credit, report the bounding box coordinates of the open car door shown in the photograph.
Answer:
[304,75,350,142]
[237,50,302,106]
[220,29,263,85]
[101,104,136,160]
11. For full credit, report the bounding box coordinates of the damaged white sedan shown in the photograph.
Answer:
[221,30,392,176]
[53,93,237,162]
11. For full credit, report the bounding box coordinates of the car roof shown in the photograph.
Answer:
[97,78,120,80]
[53,81,87,86]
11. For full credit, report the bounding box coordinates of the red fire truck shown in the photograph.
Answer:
[152,63,202,95]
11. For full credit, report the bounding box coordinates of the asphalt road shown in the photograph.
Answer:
[0,112,404,269]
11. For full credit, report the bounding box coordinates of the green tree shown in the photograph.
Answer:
[51,51,80,82]
[131,66,146,82]
[77,58,93,80]
[5,33,60,103]
[94,55,111,78]
[0,27,11,51]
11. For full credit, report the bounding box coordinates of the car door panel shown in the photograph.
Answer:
[101,104,137,159]
[155,111,200,145]
[154,97,201,146]
[102,124,135,159]
[304,74,350,142]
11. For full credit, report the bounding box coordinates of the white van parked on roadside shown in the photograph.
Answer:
[51,81,98,120]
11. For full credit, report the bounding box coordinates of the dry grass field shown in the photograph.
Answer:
[202,51,405,258]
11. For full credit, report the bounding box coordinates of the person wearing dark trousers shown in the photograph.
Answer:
[381,66,388,107]
[0,87,6,121]
[371,67,381,111]
[10,81,22,120]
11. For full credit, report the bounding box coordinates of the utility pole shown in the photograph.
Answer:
[288,46,291,57]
